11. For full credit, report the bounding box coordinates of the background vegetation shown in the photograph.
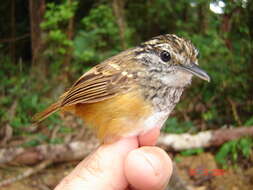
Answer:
[0,0,253,166]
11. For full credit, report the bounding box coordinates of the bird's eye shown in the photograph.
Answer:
[196,53,200,59]
[160,51,171,62]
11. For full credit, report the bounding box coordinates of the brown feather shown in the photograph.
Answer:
[60,49,137,106]
[32,101,61,123]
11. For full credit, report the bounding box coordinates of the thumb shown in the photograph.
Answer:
[55,137,138,190]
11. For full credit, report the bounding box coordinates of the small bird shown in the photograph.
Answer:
[33,34,210,143]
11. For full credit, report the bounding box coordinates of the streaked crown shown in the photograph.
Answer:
[135,34,199,66]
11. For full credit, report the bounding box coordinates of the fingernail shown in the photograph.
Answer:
[141,151,160,176]
[140,148,172,188]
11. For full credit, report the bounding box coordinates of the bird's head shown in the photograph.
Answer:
[134,34,210,87]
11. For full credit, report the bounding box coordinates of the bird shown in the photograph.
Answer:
[33,34,210,143]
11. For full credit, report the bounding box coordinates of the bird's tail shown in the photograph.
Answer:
[32,101,61,123]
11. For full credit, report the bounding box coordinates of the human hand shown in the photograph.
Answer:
[55,128,172,190]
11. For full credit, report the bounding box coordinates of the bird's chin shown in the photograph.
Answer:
[161,71,192,88]
[184,77,193,87]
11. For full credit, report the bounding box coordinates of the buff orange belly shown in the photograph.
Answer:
[63,91,153,142]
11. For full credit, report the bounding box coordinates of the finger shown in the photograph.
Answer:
[55,137,138,190]
[125,146,172,190]
[138,127,160,146]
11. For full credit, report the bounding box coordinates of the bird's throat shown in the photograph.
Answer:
[147,87,184,112]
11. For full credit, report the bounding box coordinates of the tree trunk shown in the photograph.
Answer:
[10,0,16,63]
[197,1,209,34]
[62,0,75,82]
[29,0,46,79]
[220,6,241,50]
[248,1,253,41]
[182,2,188,23]
[111,0,127,49]
[246,1,253,98]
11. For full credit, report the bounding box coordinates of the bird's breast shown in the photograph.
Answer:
[141,81,185,112]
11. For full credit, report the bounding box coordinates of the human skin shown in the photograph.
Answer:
[55,127,173,190]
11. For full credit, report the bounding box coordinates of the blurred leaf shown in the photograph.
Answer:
[22,134,49,147]
[216,137,253,167]
[244,117,253,126]
[163,118,196,134]
[180,148,204,156]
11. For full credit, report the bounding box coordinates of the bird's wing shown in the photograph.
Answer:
[61,50,137,107]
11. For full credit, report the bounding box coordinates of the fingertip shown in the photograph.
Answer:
[125,146,172,190]
[138,127,160,146]
[102,136,139,153]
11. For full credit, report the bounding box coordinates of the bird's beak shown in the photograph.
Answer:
[179,63,210,82]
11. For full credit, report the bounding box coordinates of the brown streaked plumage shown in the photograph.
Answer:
[33,34,210,143]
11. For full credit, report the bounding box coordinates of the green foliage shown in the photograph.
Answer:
[180,148,204,156]
[163,118,196,134]
[215,137,253,167]
[41,2,77,29]
[0,57,45,134]
[73,4,130,66]
[174,156,182,163]
[41,1,78,65]
[49,137,64,144]
[0,55,63,142]
[22,134,49,147]
[244,117,253,126]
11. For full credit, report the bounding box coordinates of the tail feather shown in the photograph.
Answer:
[33,102,61,123]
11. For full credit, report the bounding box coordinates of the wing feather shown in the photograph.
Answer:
[61,49,137,106]
[64,81,108,100]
